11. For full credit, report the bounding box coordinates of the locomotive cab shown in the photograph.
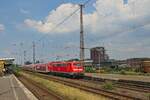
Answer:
[71,62,84,77]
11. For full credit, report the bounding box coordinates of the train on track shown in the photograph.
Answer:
[23,61,84,78]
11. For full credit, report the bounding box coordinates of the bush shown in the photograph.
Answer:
[102,81,115,90]
[85,67,95,73]
[100,67,112,73]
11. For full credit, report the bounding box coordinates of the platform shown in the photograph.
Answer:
[85,73,150,83]
[0,74,38,100]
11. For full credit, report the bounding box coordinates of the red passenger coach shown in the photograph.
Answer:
[23,64,35,71]
[35,63,49,73]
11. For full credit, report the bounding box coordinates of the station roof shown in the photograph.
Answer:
[0,58,15,61]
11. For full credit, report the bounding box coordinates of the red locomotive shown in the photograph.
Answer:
[23,61,84,77]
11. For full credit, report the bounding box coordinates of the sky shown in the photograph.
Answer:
[0,0,150,63]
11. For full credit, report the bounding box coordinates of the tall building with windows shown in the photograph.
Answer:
[90,47,109,64]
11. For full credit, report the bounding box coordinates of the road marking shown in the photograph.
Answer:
[10,75,18,100]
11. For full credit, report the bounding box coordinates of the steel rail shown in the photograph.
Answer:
[16,74,64,100]
[83,76,150,93]
[24,71,143,100]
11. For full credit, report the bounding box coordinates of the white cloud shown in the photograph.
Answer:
[24,3,80,34]
[24,0,150,59]
[0,24,5,32]
[88,0,150,36]
[24,0,150,36]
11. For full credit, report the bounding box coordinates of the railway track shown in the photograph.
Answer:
[83,76,150,93]
[16,74,64,100]
[117,81,150,93]
[23,71,146,100]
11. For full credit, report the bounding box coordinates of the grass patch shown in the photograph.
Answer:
[102,81,115,90]
[20,72,108,100]
[12,65,21,76]
[146,93,150,100]
[119,70,126,75]
[98,67,150,76]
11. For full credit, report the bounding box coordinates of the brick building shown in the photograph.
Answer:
[90,47,109,64]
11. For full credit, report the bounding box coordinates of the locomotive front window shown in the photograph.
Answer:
[52,64,57,67]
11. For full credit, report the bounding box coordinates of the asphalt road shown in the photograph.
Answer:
[0,74,37,100]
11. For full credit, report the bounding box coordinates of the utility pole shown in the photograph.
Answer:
[23,50,26,65]
[41,40,45,63]
[80,4,84,66]
[32,41,36,64]
[20,42,23,65]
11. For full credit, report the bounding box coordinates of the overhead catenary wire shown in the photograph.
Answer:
[38,0,92,42]
[20,4,79,62]
[85,0,150,42]
[40,0,92,39]
[38,7,80,42]
[34,0,93,61]
[12,0,150,63]
[19,0,93,62]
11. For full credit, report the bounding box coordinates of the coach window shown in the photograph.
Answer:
[62,64,67,67]
[58,64,62,67]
